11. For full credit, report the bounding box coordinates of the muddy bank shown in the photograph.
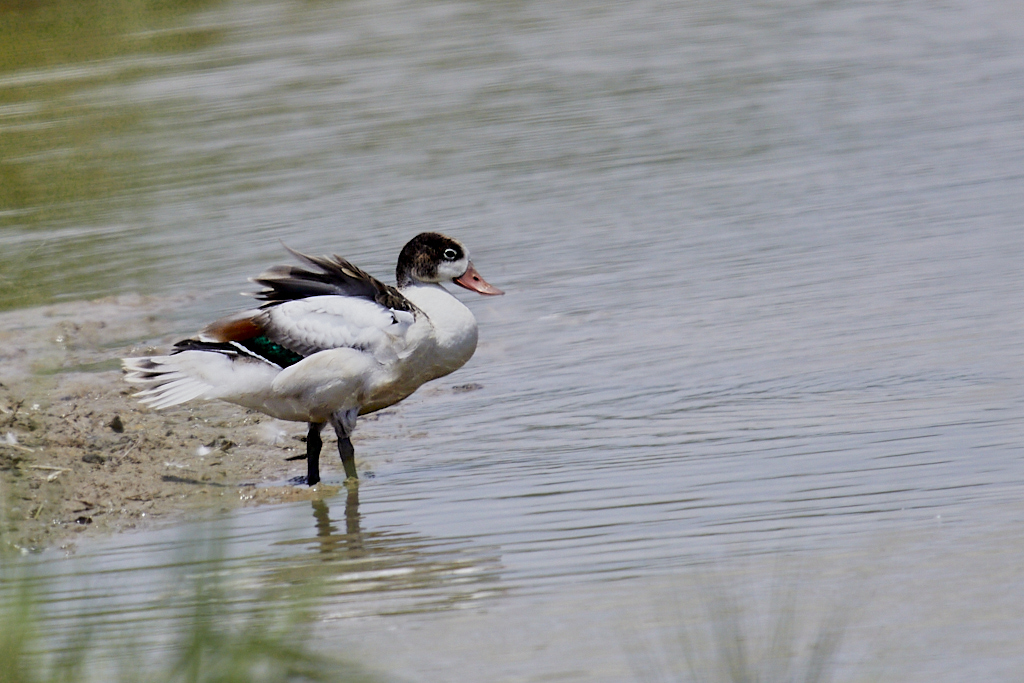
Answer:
[0,296,365,552]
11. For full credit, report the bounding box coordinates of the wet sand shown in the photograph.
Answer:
[0,295,353,552]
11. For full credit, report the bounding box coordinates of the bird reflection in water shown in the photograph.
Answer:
[269,485,504,610]
[311,486,363,556]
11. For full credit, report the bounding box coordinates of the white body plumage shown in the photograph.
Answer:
[122,232,502,484]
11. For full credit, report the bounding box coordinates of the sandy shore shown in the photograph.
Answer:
[0,295,354,552]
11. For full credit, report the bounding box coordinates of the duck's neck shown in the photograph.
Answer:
[401,283,479,367]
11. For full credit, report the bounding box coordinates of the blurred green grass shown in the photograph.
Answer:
[627,564,876,683]
[0,540,387,683]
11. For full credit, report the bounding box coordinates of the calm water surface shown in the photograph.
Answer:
[3,0,1024,680]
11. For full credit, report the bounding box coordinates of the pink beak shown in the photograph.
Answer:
[454,262,504,295]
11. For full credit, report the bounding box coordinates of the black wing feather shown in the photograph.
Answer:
[252,246,415,312]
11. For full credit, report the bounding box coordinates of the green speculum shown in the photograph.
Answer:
[241,336,305,368]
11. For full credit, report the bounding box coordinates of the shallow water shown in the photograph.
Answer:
[3,0,1024,680]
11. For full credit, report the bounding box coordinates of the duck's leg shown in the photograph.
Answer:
[329,408,359,481]
[288,422,326,486]
[307,422,326,485]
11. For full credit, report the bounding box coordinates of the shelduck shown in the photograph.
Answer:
[122,232,503,485]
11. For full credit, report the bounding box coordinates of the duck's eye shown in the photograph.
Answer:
[443,248,458,260]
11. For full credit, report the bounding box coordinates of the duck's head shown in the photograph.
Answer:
[397,232,504,295]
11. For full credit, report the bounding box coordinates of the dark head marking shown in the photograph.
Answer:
[396,232,466,287]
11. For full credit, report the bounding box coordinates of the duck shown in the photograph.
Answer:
[122,232,503,485]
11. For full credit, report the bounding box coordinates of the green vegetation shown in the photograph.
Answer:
[0,544,386,683]
[629,567,865,683]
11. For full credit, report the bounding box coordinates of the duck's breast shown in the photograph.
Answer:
[404,284,479,376]
[361,285,479,412]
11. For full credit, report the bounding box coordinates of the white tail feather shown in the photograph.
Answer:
[122,355,219,409]
[122,351,279,411]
